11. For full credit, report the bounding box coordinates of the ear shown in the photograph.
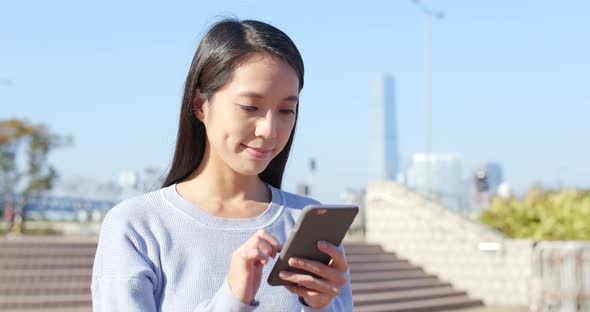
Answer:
[193,89,206,122]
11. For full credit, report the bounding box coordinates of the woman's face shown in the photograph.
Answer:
[198,54,299,177]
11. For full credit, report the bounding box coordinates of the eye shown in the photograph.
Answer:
[280,109,296,115]
[238,105,258,112]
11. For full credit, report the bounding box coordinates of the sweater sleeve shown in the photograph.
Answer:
[191,277,260,311]
[91,204,160,312]
[91,204,261,312]
[91,205,160,312]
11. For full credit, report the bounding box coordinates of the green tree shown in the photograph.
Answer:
[478,187,590,240]
[0,118,71,233]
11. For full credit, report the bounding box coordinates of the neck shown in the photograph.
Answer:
[180,143,270,204]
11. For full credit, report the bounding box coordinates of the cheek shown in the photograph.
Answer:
[206,123,241,152]
[277,121,295,146]
[223,119,255,146]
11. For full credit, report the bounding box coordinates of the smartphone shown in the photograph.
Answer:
[267,204,359,286]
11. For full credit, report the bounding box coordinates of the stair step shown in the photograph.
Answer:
[0,294,91,309]
[0,269,91,283]
[352,278,451,294]
[347,253,398,264]
[354,296,483,312]
[351,270,434,283]
[3,307,91,312]
[342,244,385,254]
[354,287,465,306]
[0,258,94,269]
[0,238,97,248]
[349,261,414,272]
[0,282,90,295]
[0,247,96,258]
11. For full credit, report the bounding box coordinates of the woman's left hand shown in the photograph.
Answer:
[280,241,348,309]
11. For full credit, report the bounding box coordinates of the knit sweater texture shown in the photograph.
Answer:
[91,183,353,311]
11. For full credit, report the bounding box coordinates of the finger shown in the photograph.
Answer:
[255,229,282,254]
[243,247,270,265]
[284,285,320,298]
[279,271,340,297]
[317,241,348,272]
[253,236,275,258]
[288,257,346,286]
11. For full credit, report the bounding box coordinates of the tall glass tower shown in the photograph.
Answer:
[368,75,399,181]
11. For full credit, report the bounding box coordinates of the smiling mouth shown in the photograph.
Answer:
[241,144,273,159]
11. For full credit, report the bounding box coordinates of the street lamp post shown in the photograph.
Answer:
[410,0,444,196]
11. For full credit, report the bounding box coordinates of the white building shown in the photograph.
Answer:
[404,153,465,212]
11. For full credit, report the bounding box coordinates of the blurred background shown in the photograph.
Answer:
[1,1,589,311]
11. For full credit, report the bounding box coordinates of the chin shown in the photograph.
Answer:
[234,164,269,177]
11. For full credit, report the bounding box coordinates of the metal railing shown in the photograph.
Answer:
[531,241,590,312]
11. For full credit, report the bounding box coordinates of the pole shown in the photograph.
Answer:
[424,13,432,194]
[410,0,444,197]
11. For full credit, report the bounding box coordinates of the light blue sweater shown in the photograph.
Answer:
[91,184,353,311]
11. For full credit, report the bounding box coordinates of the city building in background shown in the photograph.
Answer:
[404,153,465,212]
[53,167,166,201]
[475,162,503,196]
[368,75,399,181]
[469,162,504,214]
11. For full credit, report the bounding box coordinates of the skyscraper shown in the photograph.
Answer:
[405,153,465,212]
[368,75,399,181]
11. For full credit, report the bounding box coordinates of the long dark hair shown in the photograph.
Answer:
[162,19,304,189]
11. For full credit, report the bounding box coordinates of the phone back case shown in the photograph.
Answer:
[267,205,358,286]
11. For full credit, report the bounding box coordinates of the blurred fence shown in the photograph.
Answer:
[1,195,114,222]
[531,242,590,312]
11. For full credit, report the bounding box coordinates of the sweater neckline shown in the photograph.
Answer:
[161,183,285,230]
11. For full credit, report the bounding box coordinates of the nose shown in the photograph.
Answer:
[255,110,278,139]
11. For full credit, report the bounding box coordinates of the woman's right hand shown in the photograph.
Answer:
[227,229,281,304]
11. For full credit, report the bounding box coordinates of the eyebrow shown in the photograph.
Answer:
[237,92,299,102]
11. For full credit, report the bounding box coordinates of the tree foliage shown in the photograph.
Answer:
[478,187,590,240]
[0,118,71,200]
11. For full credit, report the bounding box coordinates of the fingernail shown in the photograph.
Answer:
[279,271,290,278]
[289,257,304,266]
[318,241,327,249]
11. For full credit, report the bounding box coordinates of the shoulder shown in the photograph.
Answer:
[274,187,322,209]
[93,190,165,283]
[97,189,169,261]
[100,188,165,233]
[267,187,322,224]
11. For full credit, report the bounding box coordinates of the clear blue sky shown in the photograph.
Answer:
[2,0,589,203]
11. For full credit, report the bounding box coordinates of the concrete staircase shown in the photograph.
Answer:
[0,238,93,312]
[0,238,483,311]
[345,242,483,311]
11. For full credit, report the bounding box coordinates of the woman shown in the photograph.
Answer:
[91,19,353,311]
